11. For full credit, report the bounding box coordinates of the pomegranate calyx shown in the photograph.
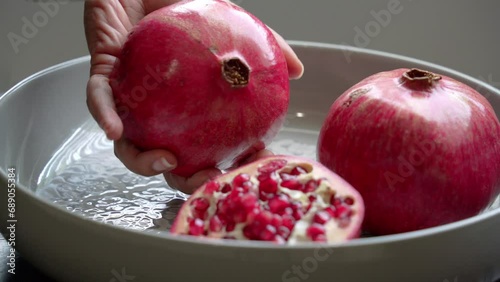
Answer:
[222,58,250,87]
[400,68,442,89]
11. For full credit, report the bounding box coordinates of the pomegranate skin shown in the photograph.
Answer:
[318,68,500,235]
[171,155,365,244]
[110,0,289,177]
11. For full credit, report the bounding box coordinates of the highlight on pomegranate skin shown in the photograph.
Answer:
[170,156,365,244]
[318,68,500,236]
[110,0,290,177]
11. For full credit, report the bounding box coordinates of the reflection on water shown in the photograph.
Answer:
[35,120,318,231]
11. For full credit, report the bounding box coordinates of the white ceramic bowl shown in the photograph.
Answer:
[0,42,499,282]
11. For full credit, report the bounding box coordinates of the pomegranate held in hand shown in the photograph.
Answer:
[318,68,500,235]
[110,0,289,177]
[171,156,364,244]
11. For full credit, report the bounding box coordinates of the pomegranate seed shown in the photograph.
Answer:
[259,174,279,194]
[260,225,277,241]
[240,193,258,211]
[283,207,294,216]
[258,159,287,174]
[344,197,355,205]
[281,179,304,191]
[268,194,291,214]
[233,209,247,223]
[335,205,352,219]
[243,225,255,239]
[241,181,254,192]
[191,197,210,212]
[188,218,205,236]
[226,221,236,232]
[278,226,291,239]
[313,210,331,225]
[233,173,250,187]
[282,214,296,230]
[220,183,232,193]
[308,195,317,202]
[331,196,343,207]
[290,166,308,176]
[204,181,220,195]
[306,224,325,240]
[304,179,319,192]
[292,209,304,220]
[325,206,336,218]
[209,216,223,232]
[271,214,282,227]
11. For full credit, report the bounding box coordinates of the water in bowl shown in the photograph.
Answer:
[35,119,319,232]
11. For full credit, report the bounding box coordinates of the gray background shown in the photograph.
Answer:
[1,0,499,93]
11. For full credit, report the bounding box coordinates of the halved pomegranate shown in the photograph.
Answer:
[171,156,364,244]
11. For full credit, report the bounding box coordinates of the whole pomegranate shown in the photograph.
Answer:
[318,68,500,235]
[110,0,289,177]
[171,156,364,244]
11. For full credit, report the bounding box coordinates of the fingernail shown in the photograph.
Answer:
[152,157,175,172]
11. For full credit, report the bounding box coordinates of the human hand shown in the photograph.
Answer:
[84,0,304,193]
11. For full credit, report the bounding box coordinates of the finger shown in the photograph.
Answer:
[269,28,304,80]
[114,138,177,176]
[86,74,123,140]
[234,149,275,169]
[164,168,222,194]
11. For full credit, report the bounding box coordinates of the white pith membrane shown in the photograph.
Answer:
[174,158,360,244]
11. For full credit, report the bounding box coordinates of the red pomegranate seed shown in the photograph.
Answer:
[331,196,343,207]
[290,166,308,176]
[233,173,250,188]
[278,226,291,239]
[243,225,255,239]
[220,183,232,193]
[260,225,277,241]
[188,218,205,236]
[204,181,220,195]
[306,224,325,240]
[209,216,223,232]
[335,205,352,219]
[308,195,317,203]
[191,197,210,212]
[344,197,355,205]
[325,206,336,218]
[258,159,287,174]
[259,174,279,194]
[282,214,296,230]
[241,181,255,192]
[241,193,258,210]
[226,221,236,232]
[271,214,282,227]
[304,179,319,193]
[313,210,331,225]
[268,194,291,214]
[281,179,304,191]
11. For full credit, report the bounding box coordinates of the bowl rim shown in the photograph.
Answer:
[1,40,499,250]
